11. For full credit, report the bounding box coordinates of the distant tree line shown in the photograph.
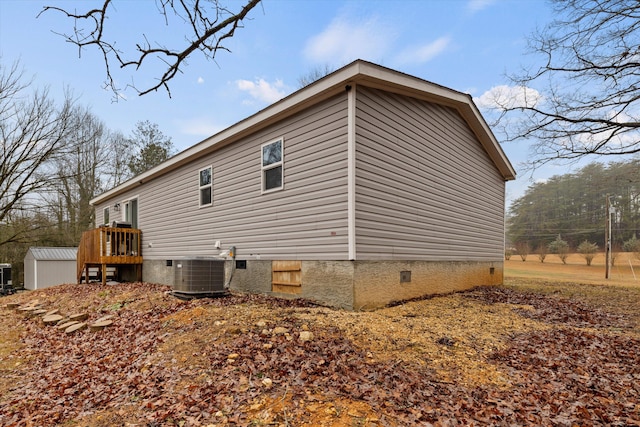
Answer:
[0,61,174,283]
[507,159,640,254]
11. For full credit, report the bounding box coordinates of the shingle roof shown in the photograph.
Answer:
[28,247,77,261]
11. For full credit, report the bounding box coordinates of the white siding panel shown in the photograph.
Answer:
[99,94,350,261]
[355,87,505,261]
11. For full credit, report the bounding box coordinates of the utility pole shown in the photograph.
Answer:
[605,195,611,279]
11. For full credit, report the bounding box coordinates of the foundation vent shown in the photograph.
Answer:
[400,271,411,283]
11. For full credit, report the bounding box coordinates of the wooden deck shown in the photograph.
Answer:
[77,227,143,285]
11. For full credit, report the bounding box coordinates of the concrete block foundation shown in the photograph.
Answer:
[352,260,502,310]
[141,258,502,311]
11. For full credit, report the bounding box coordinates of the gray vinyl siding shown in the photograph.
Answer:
[98,94,350,261]
[354,87,505,261]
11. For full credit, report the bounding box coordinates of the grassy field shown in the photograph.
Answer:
[506,251,640,287]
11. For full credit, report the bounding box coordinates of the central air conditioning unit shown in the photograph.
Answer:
[173,257,226,298]
[171,248,236,299]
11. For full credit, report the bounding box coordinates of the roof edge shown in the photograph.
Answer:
[92,60,515,205]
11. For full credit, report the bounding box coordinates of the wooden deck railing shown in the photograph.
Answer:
[77,227,143,284]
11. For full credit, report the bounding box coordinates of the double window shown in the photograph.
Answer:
[261,138,283,193]
[199,166,213,207]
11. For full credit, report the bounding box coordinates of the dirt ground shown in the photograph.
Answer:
[0,255,639,426]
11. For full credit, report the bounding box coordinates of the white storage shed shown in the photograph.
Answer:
[24,247,78,290]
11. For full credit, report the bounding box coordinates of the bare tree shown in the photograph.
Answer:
[486,0,640,170]
[297,64,336,89]
[41,0,262,98]
[515,241,530,262]
[44,106,109,245]
[104,130,134,188]
[0,60,74,246]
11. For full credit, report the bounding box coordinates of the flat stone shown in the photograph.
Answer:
[90,319,113,331]
[43,314,65,324]
[94,315,114,323]
[69,313,89,322]
[57,321,80,330]
[65,322,87,334]
[30,309,48,317]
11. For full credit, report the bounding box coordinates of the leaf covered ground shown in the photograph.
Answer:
[0,279,639,426]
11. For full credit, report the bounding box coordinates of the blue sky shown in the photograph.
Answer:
[0,0,572,204]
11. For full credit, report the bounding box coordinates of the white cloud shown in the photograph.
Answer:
[475,85,542,110]
[394,36,452,65]
[466,0,497,13]
[176,117,226,138]
[197,77,204,84]
[304,14,394,64]
[235,78,287,104]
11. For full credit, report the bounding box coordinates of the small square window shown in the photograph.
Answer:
[199,166,213,207]
[261,138,283,192]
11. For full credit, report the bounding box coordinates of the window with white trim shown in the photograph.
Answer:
[199,166,213,207]
[103,207,110,225]
[261,138,283,192]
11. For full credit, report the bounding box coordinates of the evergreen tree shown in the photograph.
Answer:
[127,121,175,177]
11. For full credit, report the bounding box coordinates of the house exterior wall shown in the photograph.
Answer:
[354,87,506,261]
[95,94,350,263]
[91,75,510,310]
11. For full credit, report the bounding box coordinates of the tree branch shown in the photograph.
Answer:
[489,0,640,169]
[40,0,262,99]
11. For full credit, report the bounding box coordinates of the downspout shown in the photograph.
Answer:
[347,83,356,261]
